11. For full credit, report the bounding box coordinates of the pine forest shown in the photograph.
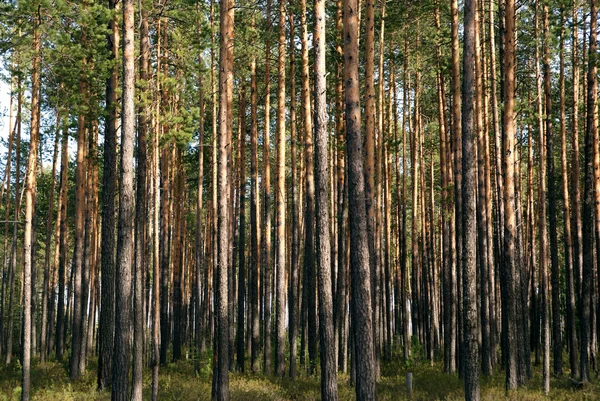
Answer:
[1,0,600,400]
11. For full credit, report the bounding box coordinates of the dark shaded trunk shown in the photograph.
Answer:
[111,0,135,397]
[343,0,376,397]
[97,0,118,388]
[461,0,481,398]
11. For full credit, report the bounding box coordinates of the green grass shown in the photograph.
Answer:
[1,353,599,400]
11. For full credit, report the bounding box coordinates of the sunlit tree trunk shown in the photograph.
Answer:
[20,13,41,399]
[275,0,287,377]
[214,0,234,398]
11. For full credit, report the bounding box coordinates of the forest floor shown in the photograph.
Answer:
[1,351,599,400]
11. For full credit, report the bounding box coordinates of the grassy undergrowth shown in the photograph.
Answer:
[1,353,599,400]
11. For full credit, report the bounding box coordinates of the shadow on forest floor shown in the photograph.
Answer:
[1,352,599,400]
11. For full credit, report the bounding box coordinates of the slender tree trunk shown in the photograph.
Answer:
[450,0,462,373]
[541,0,561,380]
[40,116,60,363]
[559,6,578,379]
[363,0,378,374]
[300,0,318,375]
[214,0,234,398]
[195,11,206,371]
[501,0,521,390]
[4,75,21,366]
[343,0,376,397]
[474,2,492,376]
[274,0,287,378]
[288,4,300,378]
[571,0,583,323]
[250,42,261,375]
[20,14,41,400]
[263,0,273,376]
[56,105,68,362]
[132,5,150,398]
[151,46,161,400]
[236,85,247,373]
[70,75,88,380]
[314,0,338,396]
[111,0,135,397]
[461,0,480,398]
[0,80,15,359]
[97,0,119,388]
[580,0,597,383]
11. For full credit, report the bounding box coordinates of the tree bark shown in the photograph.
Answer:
[111,0,135,397]
[461,0,481,398]
[263,0,273,376]
[132,5,150,398]
[343,0,376,397]
[274,0,287,378]
[580,0,597,383]
[21,12,41,399]
[97,0,119,388]
[214,0,234,398]
[236,85,247,373]
[314,0,338,396]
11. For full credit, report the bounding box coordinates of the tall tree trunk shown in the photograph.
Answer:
[236,85,247,373]
[363,0,378,374]
[501,0,521,390]
[450,0,462,373]
[559,6,578,379]
[314,0,338,396]
[334,0,348,372]
[571,0,583,324]
[580,0,597,383]
[97,0,119,388]
[0,79,15,359]
[132,5,150,398]
[70,76,88,381]
[288,4,300,378]
[195,8,206,371]
[56,105,68,362]
[250,41,261,375]
[40,115,60,363]
[214,0,234,398]
[539,1,551,392]
[263,0,273,376]
[461,0,481,398]
[542,0,561,380]
[274,0,287,377]
[343,0,376,397]
[5,74,21,366]
[474,2,492,376]
[21,13,41,399]
[300,0,318,375]
[435,0,455,375]
[151,43,162,400]
[111,0,135,397]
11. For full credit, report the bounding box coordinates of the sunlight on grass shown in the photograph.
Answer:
[1,353,599,400]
